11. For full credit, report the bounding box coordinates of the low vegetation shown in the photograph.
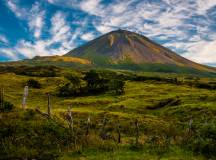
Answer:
[0,65,59,77]
[0,66,215,159]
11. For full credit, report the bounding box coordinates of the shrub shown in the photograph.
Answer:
[57,83,77,97]
[0,112,67,160]
[84,70,125,95]
[194,82,216,90]
[26,79,41,89]
[0,101,14,112]
[109,79,125,95]
[190,124,216,158]
[65,74,81,86]
[182,122,216,158]
[84,70,108,94]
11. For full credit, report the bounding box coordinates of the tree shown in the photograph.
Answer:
[0,101,14,112]
[57,83,75,97]
[26,79,41,89]
[84,70,109,93]
[84,70,100,90]
[65,74,81,89]
[57,75,83,97]
[109,79,125,95]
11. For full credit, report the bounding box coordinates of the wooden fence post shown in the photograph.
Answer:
[100,116,107,139]
[68,105,73,132]
[22,86,28,109]
[135,119,140,145]
[188,118,193,136]
[117,120,121,143]
[0,87,4,110]
[86,115,91,136]
[47,93,51,116]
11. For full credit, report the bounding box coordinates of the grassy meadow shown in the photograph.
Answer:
[0,66,216,160]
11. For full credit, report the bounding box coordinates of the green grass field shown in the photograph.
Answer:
[0,69,215,160]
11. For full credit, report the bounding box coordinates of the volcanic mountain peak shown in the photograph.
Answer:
[66,30,177,65]
[66,29,215,73]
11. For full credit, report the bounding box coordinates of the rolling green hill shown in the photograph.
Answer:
[0,68,216,159]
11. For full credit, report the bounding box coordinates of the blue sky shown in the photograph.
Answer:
[0,0,216,66]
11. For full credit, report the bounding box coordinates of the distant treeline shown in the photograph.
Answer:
[131,75,216,90]
[85,70,216,90]
[0,65,215,90]
[0,65,59,77]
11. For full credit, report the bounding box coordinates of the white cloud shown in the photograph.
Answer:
[0,48,19,60]
[7,0,26,18]
[4,1,87,59]
[183,40,216,64]
[50,12,71,43]
[28,3,45,38]
[46,0,103,15]
[196,0,216,14]
[94,25,114,34]
[80,0,102,15]
[6,0,45,39]
[110,1,133,14]
[47,0,55,3]
[14,11,83,58]
[81,32,95,41]
[0,35,8,44]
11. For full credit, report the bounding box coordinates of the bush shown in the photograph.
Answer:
[57,83,78,97]
[0,112,67,159]
[65,74,81,86]
[84,70,125,95]
[26,79,41,89]
[84,70,108,93]
[0,101,14,112]
[194,82,216,90]
[182,123,216,158]
[57,74,83,97]
[109,79,125,95]
[191,124,216,158]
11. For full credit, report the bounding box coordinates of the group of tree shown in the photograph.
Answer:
[57,70,125,97]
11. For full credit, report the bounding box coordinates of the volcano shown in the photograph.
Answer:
[66,29,215,73]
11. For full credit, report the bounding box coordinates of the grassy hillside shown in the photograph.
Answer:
[0,67,216,159]
[32,55,91,65]
[1,57,216,77]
